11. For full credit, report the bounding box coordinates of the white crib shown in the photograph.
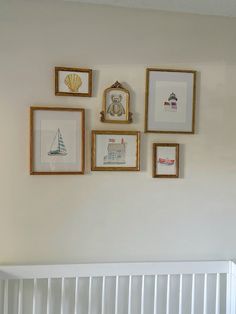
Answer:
[0,261,235,314]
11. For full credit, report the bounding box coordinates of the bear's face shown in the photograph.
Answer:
[111,95,122,103]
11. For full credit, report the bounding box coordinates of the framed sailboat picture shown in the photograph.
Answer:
[30,107,85,175]
[153,143,179,178]
[91,131,140,171]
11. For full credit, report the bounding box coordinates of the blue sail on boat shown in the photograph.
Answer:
[48,128,67,156]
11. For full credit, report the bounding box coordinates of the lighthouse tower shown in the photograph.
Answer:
[168,92,178,111]
[164,92,178,112]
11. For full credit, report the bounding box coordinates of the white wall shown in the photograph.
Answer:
[0,0,236,264]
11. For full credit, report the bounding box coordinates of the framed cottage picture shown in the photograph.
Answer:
[145,68,196,133]
[91,131,140,171]
[153,143,179,178]
[55,67,92,97]
[30,107,85,175]
[100,81,132,123]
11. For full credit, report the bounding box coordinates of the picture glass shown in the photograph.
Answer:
[156,146,177,175]
[105,90,128,121]
[147,70,195,133]
[95,134,137,168]
[58,70,89,94]
[33,110,84,173]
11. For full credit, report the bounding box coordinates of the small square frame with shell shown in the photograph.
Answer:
[55,67,92,97]
[100,81,132,123]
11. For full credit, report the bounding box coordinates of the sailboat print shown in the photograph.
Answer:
[48,128,67,156]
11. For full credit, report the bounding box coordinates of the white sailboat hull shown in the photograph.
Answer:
[48,151,67,156]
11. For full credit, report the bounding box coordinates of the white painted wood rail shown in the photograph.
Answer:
[0,261,235,314]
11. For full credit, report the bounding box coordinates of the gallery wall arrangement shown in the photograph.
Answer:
[29,66,197,177]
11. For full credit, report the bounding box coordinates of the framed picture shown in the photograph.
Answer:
[145,68,196,133]
[91,130,140,171]
[55,67,92,97]
[30,107,85,175]
[153,143,179,178]
[100,81,132,123]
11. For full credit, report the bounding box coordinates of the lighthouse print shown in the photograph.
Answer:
[164,92,178,112]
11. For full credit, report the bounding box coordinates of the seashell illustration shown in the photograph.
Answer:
[64,73,82,93]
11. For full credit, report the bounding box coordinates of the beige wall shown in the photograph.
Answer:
[0,0,236,264]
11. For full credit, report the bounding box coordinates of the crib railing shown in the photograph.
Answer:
[0,261,235,314]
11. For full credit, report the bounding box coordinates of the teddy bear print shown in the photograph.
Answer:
[107,94,125,116]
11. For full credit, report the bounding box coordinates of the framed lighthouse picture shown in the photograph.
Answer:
[145,68,196,133]
[91,130,140,171]
[153,143,179,178]
[30,107,85,175]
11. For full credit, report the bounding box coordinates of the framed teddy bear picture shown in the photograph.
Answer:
[100,81,133,124]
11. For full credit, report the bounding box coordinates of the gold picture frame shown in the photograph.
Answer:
[30,106,85,175]
[153,143,179,178]
[145,68,196,133]
[100,81,132,124]
[91,130,140,171]
[55,67,92,97]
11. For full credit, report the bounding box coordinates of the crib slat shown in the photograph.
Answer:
[115,276,119,314]
[61,278,65,314]
[179,274,183,314]
[166,275,170,314]
[101,276,105,314]
[128,276,132,314]
[215,273,220,314]
[4,280,8,314]
[47,278,51,314]
[191,274,195,314]
[203,274,208,314]
[226,273,231,314]
[153,275,158,314]
[74,277,79,314]
[32,278,37,314]
[141,275,145,314]
[232,273,236,314]
[18,279,23,314]
[88,277,92,314]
